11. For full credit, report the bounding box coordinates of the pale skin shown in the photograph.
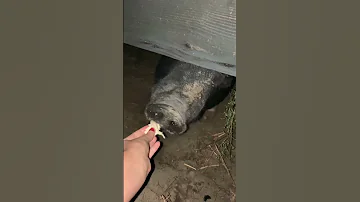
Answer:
[123,126,161,202]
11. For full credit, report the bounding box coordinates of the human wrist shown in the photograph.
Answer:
[123,152,135,202]
[123,151,147,202]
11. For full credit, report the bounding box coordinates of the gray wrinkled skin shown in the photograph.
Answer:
[145,56,235,136]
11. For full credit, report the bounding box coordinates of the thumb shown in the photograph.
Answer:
[137,129,156,143]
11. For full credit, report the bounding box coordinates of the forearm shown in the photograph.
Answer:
[123,152,147,202]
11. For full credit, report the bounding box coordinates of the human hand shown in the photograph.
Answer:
[123,126,161,202]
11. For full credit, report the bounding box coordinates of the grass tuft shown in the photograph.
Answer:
[217,87,236,160]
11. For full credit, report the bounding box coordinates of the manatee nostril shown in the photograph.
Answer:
[150,111,163,119]
[146,104,168,120]
[155,111,163,118]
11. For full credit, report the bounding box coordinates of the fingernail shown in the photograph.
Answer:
[150,128,155,132]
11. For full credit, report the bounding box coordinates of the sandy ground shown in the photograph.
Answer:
[123,44,236,202]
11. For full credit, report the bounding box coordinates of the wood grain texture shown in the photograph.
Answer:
[124,0,236,76]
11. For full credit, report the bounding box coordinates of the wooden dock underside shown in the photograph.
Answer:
[124,0,236,77]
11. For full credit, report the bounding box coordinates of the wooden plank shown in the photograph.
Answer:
[124,0,236,77]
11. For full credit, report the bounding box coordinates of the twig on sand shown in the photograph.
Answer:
[211,132,221,137]
[193,132,227,153]
[184,162,220,171]
[214,144,235,185]
[230,188,236,202]
[212,132,225,137]
[212,132,226,140]
[199,164,220,170]
[160,194,171,202]
[184,163,197,170]
[208,145,218,157]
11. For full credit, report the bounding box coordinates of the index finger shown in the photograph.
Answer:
[124,125,149,141]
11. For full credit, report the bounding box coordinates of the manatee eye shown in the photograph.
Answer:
[170,121,176,126]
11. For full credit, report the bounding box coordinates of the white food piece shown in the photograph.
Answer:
[144,120,166,139]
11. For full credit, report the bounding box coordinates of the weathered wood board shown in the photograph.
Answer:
[124,0,236,77]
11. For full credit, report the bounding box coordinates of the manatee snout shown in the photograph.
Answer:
[145,55,235,137]
[145,103,187,135]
